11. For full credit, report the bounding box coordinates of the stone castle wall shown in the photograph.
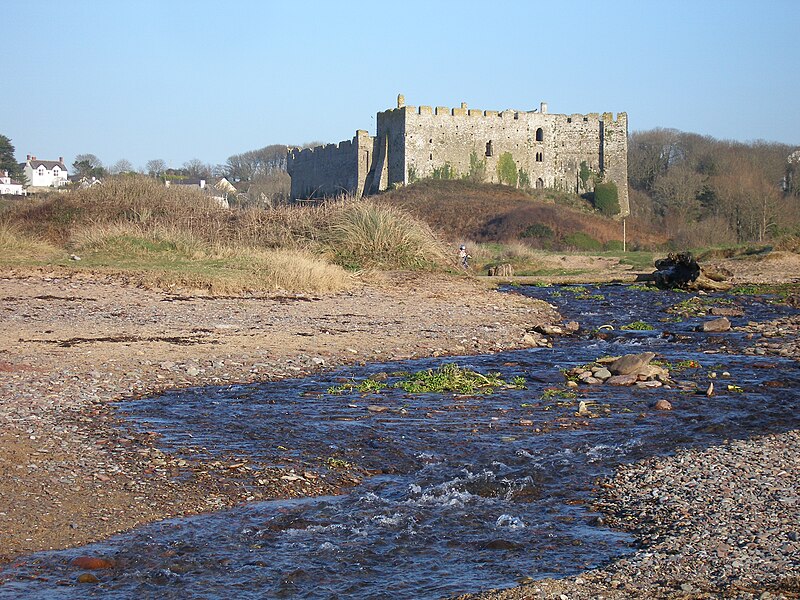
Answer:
[287,97,629,215]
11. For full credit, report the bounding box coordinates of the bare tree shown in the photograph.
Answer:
[247,171,291,207]
[110,159,134,174]
[627,129,682,192]
[146,159,166,178]
[224,145,289,181]
[183,159,210,178]
[652,164,705,222]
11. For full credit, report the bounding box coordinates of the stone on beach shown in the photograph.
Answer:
[609,352,656,376]
[698,317,732,332]
[606,374,640,386]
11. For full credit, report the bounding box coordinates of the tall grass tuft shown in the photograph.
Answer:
[324,200,448,270]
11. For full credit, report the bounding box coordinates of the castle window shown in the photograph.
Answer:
[567,117,572,123]
[535,127,543,142]
[536,152,543,162]
[429,138,433,144]
[485,141,493,157]
[429,153,433,160]
[583,117,588,122]
[536,178,544,189]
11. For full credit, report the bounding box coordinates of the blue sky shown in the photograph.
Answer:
[5,0,799,171]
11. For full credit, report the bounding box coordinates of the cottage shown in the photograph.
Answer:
[21,155,68,188]
[165,177,231,208]
[0,171,25,195]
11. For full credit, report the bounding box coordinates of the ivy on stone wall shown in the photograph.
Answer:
[579,161,593,189]
[518,168,531,190]
[497,152,518,187]
[432,162,457,180]
[465,150,487,183]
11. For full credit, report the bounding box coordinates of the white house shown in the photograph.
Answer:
[0,171,25,195]
[22,155,68,188]
[165,177,231,208]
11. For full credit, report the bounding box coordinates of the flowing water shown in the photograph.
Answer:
[2,285,798,599]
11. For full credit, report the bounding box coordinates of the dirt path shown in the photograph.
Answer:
[0,269,557,560]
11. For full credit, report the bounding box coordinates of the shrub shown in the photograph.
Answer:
[604,239,624,251]
[521,223,555,240]
[593,182,620,216]
[563,231,602,251]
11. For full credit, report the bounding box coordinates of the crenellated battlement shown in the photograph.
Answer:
[378,102,625,125]
[289,138,354,161]
[288,95,629,216]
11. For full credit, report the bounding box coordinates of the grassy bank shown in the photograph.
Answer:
[5,177,791,292]
[0,177,448,294]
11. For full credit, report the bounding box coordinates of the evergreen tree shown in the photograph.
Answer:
[0,134,24,180]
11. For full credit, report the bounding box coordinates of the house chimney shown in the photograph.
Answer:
[59,156,63,163]
[27,154,31,161]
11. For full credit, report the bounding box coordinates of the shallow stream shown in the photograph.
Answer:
[2,285,798,599]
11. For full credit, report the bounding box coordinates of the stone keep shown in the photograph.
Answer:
[287,95,629,215]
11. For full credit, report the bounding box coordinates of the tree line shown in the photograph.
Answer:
[67,143,323,207]
[628,128,799,247]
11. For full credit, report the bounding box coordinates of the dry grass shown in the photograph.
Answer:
[0,222,60,262]
[774,234,800,253]
[65,221,352,294]
[0,177,447,293]
[323,200,448,270]
[1,176,679,291]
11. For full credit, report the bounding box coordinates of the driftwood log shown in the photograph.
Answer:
[639,252,733,292]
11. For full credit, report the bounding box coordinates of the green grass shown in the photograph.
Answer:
[620,320,655,330]
[612,251,657,271]
[732,283,798,303]
[327,363,526,396]
[327,378,388,395]
[668,295,735,316]
[540,388,577,400]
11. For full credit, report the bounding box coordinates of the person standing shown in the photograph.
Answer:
[458,244,471,270]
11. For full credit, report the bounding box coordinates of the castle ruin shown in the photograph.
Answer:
[287,95,629,215]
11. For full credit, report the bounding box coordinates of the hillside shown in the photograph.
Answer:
[377,180,666,251]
